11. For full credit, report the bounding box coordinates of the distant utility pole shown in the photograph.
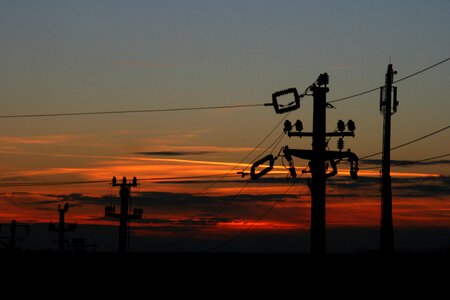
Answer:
[252,73,359,254]
[380,64,398,253]
[105,176,143,253]
[0,219,30,250]
[49,203,77,252]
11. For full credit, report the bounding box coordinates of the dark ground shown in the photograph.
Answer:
[1,251,449,297]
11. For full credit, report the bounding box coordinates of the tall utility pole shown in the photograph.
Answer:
[309,82,328,254]
[253,73,359,254]
[380,64,398,253]
[105,176,143,253]
[49,203,77,252]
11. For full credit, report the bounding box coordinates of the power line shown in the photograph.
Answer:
[329,86,381,104]
[207,179,298,252]
[360,153,450,170]
[393,58,450,84]
[329,57,449,103]
[391,153,450,167]
[173,180,252,247]
[1,123,447,187]
[139,114,292,249]
[0,174,234,187]
[171,113,291,207]
[0,58,447,119]
[360,125,450,160]
[0,104,265,119]
[1,125,445,183]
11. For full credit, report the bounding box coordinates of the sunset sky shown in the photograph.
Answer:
[0,1,449,253]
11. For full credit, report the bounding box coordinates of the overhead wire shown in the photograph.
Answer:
[328,57,449,103]
[0,57,448,252]
[207,178,299,252]
[0,57,446,119]
[170,113,291,207]
[156,113,294,249]
[0,104,265,119]
[359,125,450,160]
[173,180,252,248]
[390,153,450,167]
[0,174,233,187]
[360,153,450,170]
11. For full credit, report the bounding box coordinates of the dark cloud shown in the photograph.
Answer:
[91,215,234,231]
[329,175,450,198]
[392,176,450,197]
[137,191,297,208]
[36,207,55,211]
[32,193,106,207]
[134,151,217,156]
[155,177,305,185]
[0,176,27,181]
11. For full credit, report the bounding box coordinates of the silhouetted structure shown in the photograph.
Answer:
[68,238,97,252]
[0,219,30,250]
[380,64,398,253]
[49,203,76,252]
[105,176,143,253]
[250,73,359,254]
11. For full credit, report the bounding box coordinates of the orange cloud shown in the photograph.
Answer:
[0,134,85,145]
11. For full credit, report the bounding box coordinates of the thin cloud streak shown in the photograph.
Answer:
[0,134,80,145]
[135,151,218,156]
[111,60,179,68]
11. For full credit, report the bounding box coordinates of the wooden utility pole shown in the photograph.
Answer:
[380,64,398,253]
[49,203,76,252]
[254,73,359,254]
[105,176,143,253]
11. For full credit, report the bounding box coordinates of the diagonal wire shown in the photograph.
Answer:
[206,179,299,252]
[329,57,449,103]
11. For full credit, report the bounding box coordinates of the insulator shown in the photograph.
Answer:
[294,120,303,132]
[132,176,137,187]
[283,120,292,132]
[250,154,275,180]
[112,176,117,185]
[337,138,344,151]
[122,177,127,184]
[347,120,356,132]
[272,88,300,114]
[283,146,293,162]
[288,166,297,178]
[317,73,329,86]
[337,120,345,132]
[393,86,398,113]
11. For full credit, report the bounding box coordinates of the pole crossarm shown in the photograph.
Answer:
[288,132,355,138]
[282,147,359,179]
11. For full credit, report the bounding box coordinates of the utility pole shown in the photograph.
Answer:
[0,219,30,250]
[252,73,359,254]
[105,176,143,253]
[309,81,328,254]
[49,203,76,252]
[380,64,398,253]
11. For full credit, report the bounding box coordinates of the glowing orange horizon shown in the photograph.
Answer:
[0,152,448,239]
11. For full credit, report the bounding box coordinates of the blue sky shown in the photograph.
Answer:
[1,1,448,159]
